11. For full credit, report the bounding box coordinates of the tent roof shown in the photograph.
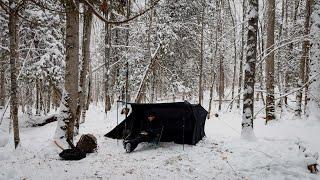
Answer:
[106,101,208,145]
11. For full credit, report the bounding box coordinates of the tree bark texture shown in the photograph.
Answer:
[295,0,313,117]
[265,0,276,123]
[9,0,20,148]
[241,0,258,138]
[55,0,79,143]
[75,3,92,132]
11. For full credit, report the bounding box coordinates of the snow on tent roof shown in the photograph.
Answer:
[104,101,208,145]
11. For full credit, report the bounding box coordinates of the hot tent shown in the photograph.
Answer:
[104,101,208,145]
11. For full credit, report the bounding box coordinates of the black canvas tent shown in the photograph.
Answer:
[104,101,208,145]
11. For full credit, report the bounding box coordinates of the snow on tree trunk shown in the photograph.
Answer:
[241,0,258,139]
[237,0,246,109]
[217,0,224,111]
[207,28,217,119]
[81,65,92,124]
[148,0,155,103]
[284,0,300,107]
[198,5,205,105]
[228,0,238,110]
[55,0,79,144]
[295,0,313,117]
[75,4,92,132]
[0,51,5,108]
[8,0,20,148]
[125,0,131,105]
[265,0,276,123]
[309,0,320,119]
[275,0,287,111]
[104,0,112,114]
[26,84,33,118]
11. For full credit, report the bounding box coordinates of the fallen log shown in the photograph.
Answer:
[31,115,58,127]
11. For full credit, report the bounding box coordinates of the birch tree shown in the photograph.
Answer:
[241,0,258,139]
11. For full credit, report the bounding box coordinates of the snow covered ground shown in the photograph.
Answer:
[0,101,320,180]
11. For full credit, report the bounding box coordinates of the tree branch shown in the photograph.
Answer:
[0,1,9,14]
[29,0,66,14]
[82,0,161,25]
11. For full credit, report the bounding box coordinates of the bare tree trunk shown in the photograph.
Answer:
[151,68,156,102]
[265,0,276,123]
[52,83,61,110]
[0,32,5,109]
[241,0,258,139]
[75,3,92,132]
[0,53,5,108]
[39,79,44,114]
[145,0,156,103]
[295,0,313,117]
[207,27,218,119]
[198,5,205,105]
[94,73,98,105]
[257,27,265,106]
[276,0,287,111]
[309,0,320,116]
[228,0,237,110]
[46,85,51,114]
[55,0,79,143]
[237,0,246,109]
[36,79,40,115]
[135,54,161,103]
[304,55,310,115]
[104,0,112,114]
[303,0,314,115]
[8,0,20,148]
[26,84,33,117]
[285,0,300,106]
[125,0,131,106]
[217,0,224,111]
[218,55,224,111]
[82,64,92,123]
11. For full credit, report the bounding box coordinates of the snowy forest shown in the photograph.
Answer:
[0,0,320,179]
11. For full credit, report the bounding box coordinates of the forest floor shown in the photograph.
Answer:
[0,100,320,180]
